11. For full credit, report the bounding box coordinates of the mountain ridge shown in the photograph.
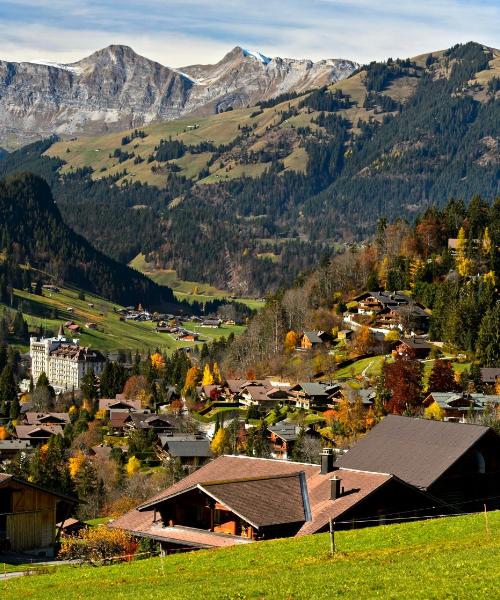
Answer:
[0,45,357,149]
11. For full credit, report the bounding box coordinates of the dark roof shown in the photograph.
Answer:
[201,473,308,528]
[398,337,433,349]
[268,424,301,442]
[160,435,212,458]
[111,456,396,546]
[336,415,493,489]
[303,331,322,344]
[0,473,78,503]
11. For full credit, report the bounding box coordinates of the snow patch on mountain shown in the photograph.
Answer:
[242,49,271,65]
[29,60,81,74]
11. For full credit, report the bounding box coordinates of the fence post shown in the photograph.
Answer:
[329,519,336,556]
[484,503,490,536]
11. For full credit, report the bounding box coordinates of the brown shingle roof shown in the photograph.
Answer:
[200,473,308,527]
[336,415,492,489]
[112,456,397,547]
[15,425,64,439]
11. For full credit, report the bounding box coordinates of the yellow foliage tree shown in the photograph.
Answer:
[68,451,86,479]
[201,364,214,386]
[126,456,141,476]
[456,227,474,277]
[94,408,108,421]
[183,366,201,393]
[19,393,31,405]
[284,330,299,352]
[409,258,424,289]
[482,227,492,256]
[353,325,374,354]
[424,402,444,421]
[384,329,400,343]
[151,353,165,370]
[0,426,10,440]
[212,362,223,384]
[482,271,496,286]
[210,428,231,456]
[378,256,390,288]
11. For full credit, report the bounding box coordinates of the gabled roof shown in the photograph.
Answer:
[0,473,78,503]
[302,331,322,344]
[112,456,404,547]
[199,473,309,528]
[24,412,70,425]
[290,382,333,397]
[15,425,63,439]
[336,415,494,489]
[160,436,212,458]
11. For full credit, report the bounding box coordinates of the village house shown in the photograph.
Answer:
[423,392,500,421]
[0,474,76,556]
[349,291,430,334]
[201,318,222,328]
[336,415,500,510]
[267,424,320,460]
[111,451,439,552]
[0,439,31,461]
[301,331,323,350]
[159,433,212,468]
[23,412,70,427]
[394,337,433,359]
[481,368,500,389]
[288,382,338,410]
[14,425,64,447]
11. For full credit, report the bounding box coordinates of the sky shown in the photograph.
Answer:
[0,0,499,67]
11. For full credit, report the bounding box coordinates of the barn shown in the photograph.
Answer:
[0,474,77,557]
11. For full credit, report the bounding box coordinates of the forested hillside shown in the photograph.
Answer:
[1,42,499,295]
[222,196,500,377]
[0,173,178,309]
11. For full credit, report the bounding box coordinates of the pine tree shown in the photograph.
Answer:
[477,303,500,367]
[0,364,18,407]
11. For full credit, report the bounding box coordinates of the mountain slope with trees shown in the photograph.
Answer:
[1,42,499,295]
[0,173,178,309]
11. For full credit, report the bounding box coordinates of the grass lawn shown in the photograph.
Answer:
[129,254,265,311]
[334,355,387,379]
[6,284,245,354]
[2,512,499,599]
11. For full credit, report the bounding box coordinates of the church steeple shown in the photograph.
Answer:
[58,323,65,339]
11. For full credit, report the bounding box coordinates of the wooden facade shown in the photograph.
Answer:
[0,476,75,556]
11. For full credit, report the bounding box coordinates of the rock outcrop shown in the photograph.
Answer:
[0,45,357,148]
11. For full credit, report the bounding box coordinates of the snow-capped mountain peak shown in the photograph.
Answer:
[241,48,271,65]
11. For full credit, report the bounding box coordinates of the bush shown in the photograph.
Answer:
[58,526,136,563]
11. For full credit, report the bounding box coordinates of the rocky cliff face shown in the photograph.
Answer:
[0,45,357,148]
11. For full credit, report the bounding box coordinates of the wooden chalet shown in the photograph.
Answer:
[111,453,438,552]
[301,331,323,350]
[423,392,500,421]
[336,415,500,510]
[0,474,77,556]
[14,425,64,447]
[395,337,433,359]
[267,424,320,459]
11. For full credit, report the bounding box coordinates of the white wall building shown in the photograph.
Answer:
[30,330,105,392]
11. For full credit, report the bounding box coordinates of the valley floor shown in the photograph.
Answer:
[2,511,498,599]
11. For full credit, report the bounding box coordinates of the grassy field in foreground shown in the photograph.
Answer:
[5,284,244,354]
[2,512,498,599]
